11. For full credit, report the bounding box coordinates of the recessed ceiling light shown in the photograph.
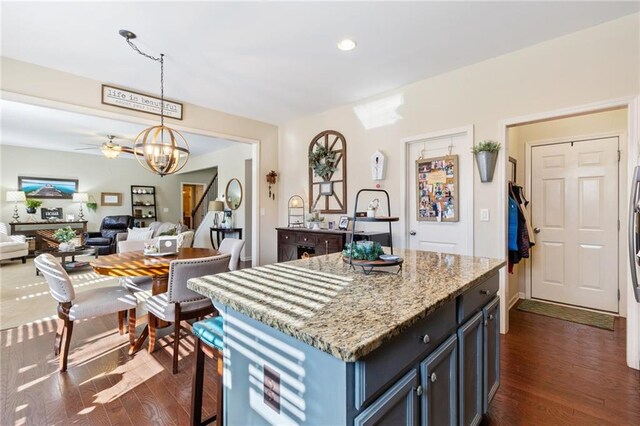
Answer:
[337,39,357,51]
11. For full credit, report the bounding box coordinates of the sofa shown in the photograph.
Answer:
[116,222,192,253]
[0,227,28,263]
[84,215,134,255]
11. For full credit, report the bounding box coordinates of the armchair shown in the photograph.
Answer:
[85,215,134,255]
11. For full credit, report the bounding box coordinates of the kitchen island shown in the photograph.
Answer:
[188,249,505,426]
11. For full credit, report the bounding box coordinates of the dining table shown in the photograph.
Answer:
[91,247,219,354]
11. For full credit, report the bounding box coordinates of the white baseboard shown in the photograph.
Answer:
[241,256,252,262]
[509,292,525,310]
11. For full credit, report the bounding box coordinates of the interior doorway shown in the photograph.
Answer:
[402,126,474,255]
[529,136,620,313]
[181,183,206,230]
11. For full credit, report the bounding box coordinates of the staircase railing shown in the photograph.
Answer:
[191,173,218,228]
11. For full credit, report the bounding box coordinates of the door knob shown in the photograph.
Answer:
[409,230,417,236]
[533,227,541,234]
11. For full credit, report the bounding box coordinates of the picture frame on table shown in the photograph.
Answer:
[338,216,350,230]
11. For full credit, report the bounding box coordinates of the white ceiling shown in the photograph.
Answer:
[0,99,237,156]
[1,2,638,124]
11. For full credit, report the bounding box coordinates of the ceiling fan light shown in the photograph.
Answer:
[101,144,122,159]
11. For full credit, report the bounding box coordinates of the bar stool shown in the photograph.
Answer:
[191,316,224,426]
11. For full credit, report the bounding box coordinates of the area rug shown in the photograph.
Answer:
[517,299,615,330]
[0,258,121,330]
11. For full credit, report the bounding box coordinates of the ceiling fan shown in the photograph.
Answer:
[75,135,135,159]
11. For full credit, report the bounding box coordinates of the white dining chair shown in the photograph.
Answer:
[218,238,245,271]
[34,253,138,372]
[144,254,231,373]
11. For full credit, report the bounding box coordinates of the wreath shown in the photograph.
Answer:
[309,145,337,181]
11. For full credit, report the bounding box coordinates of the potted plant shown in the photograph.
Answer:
[307,211,325,230]
[25,198,43,214]
[471,140,501,182]
[53,226,77,251]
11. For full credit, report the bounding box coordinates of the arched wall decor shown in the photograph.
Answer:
[308,130,347,214]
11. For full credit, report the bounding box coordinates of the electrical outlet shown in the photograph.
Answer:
[163,208,169,213]
[480,209,490,222]
[263,365,280,413]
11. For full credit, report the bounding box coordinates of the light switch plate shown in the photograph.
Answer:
[260,208,266,216]
[163,208,169,213]
[480,209,490,222]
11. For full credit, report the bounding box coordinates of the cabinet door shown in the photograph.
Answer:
[354,369,419,426]
[483,296,500,413]
[457,311,483,426]
[420,334,457,426]
[277,243,297,262]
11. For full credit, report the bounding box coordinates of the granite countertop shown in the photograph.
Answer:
[187,249,505,362]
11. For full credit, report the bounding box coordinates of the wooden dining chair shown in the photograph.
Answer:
[218,238,245,271]
[144,254,231,373]
[34,253,138,372]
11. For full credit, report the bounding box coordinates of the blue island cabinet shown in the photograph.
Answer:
[219,275,500,426]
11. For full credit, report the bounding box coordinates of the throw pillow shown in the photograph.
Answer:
[158,226,178,236]
[127,227,153,241]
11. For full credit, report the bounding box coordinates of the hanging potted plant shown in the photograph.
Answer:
[25,198,43,214]
[309,145,337,181]
[471,140,501,183]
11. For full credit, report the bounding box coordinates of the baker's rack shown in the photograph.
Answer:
[344,189,402,274]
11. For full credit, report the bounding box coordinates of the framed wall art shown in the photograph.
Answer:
[101,192,123,206]
[416,155,458,222]
[308,130,347,214]
[18,176,78,199]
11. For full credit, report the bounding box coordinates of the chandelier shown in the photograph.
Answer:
[120,30,189,177]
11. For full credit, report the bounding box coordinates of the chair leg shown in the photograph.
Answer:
[118,311,126,335]
[190,337,206,426]
[54,318,64,356]
[59,319,73,372]
[128,308,137,346]
[148,312,158,353]
[173,303,181,374]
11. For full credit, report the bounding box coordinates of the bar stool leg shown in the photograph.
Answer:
[191,337,206,426]
[191,337,221,426]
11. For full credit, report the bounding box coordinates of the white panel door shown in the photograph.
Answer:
[408,134,472,255]
[530,137,619,312]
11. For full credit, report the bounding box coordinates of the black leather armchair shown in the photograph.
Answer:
[84,215,134,255]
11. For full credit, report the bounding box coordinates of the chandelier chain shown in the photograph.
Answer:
[124,37,165,126]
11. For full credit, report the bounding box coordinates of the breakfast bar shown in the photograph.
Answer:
[188,249,505,425]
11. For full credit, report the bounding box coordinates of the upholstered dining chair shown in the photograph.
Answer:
[34,253,138,372]
[144,254,231,373]
[218,238,245,271]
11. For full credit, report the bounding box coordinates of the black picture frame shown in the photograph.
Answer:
[18,176,78,199]
[41,207,63,220]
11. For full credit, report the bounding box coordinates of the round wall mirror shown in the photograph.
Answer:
[225,178,243,210]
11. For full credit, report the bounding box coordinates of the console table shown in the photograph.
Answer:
[276,227,390,262]
[209,227,243,249]
[10,221,88,254]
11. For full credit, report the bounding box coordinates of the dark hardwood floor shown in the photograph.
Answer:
[487,307,640,425]
[0,302,638,425]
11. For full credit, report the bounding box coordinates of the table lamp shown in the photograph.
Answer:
[6,191,26,223]
[73,192,89,221]
[208,200,224,227]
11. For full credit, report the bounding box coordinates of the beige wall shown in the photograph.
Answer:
[279,14,639,260]
[507,108,629,304]
[1,58,279,264]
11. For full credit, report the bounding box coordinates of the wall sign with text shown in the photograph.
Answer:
[101,84,183,120]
